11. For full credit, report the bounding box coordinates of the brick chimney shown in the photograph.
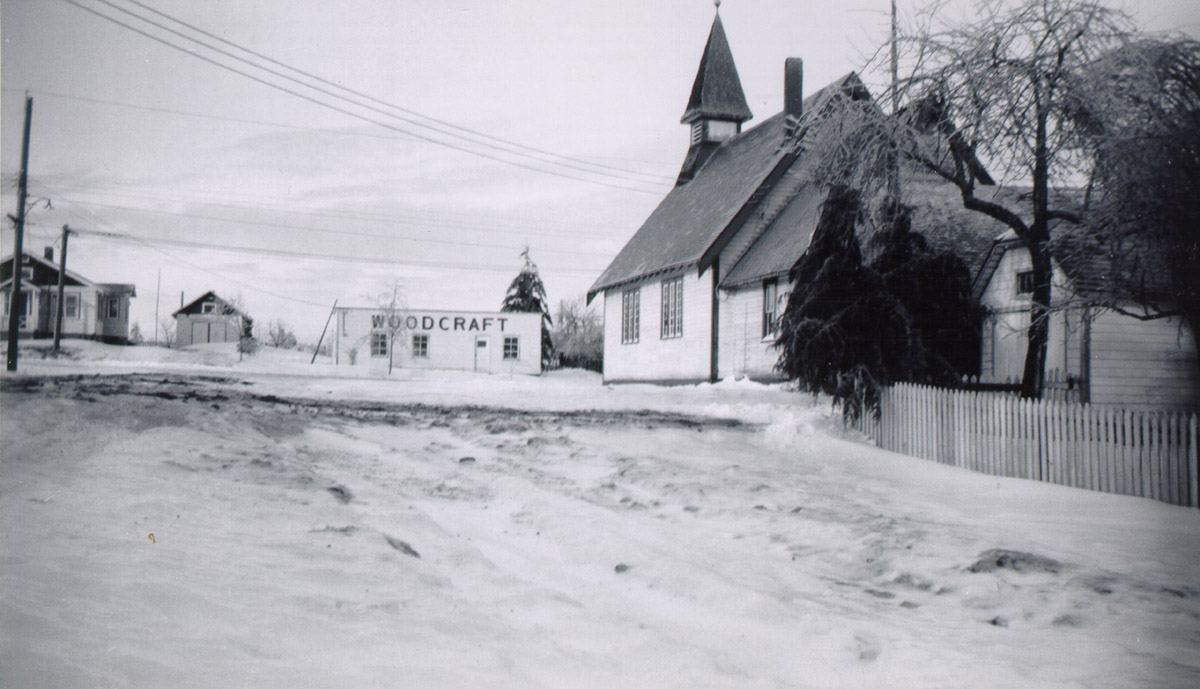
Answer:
[44,247,54,262]
[784,57,803,143]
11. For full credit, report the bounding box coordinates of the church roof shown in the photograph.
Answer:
[588,74,865,300]
[680,13,752,125]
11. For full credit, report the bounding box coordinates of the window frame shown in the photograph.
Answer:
[369,331,389,358]
[64,293,79,319]
[503,335,520,361]
[411,333,429,359]
[201,302,216,314]
[660,276,683,339]
[621,288,640,345]
[762,278,779,340]
[1016,270,1035,296]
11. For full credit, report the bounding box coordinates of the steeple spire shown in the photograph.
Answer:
[676,6,752,185]
[681,10,752,126]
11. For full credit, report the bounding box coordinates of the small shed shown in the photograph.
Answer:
[173,291,246,347]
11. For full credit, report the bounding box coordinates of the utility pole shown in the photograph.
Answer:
[53,225,71,352]
[885,0,902,212]
[6,95,33,372]
[154,268,161,345]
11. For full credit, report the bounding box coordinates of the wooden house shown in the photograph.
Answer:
[588,9,999,384]
[1,248,136,344]
[172,291,247,347]
[974,230,1199,411]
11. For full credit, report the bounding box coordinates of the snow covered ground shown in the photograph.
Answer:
[2,342,1198,688]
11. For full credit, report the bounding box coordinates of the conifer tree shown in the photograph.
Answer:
[775,188,980,420]
[775,186,918,421]
[501,247,553,367]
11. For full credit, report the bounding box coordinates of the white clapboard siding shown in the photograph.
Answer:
[856,383,1198,509]
[602,268,714,383]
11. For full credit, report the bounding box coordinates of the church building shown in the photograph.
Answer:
[589,8,998,384]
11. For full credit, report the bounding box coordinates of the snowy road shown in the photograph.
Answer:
[2,371,1198,688]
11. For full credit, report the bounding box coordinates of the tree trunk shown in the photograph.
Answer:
[1021,101,1053,400]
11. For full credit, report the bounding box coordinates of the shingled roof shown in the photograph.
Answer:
[680,12,752,125]
[591,74,878,300]
[721,171,1008,289]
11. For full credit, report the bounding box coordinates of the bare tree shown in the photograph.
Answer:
[266,319,298,349]
[1068,38,1200,367]
[367,281,407,375]
[806,0,1137,398]
[159,317,176,348]
[551,297,603,371]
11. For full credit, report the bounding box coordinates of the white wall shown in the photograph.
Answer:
[1089,311,1199,411]
[602,267,714,383]
[979,245,1198,410]
[333,308,542,375]
[979,248,1080,383]
[716,281,788,380]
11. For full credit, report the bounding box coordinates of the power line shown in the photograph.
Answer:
[28,193,619,259]
[60,0,672,193]
[118,0,677,184]
[21,176,629,243]
[0,86,678,177]
[46,225,608,277]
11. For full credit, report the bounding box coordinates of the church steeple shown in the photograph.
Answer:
[677,6,752,185]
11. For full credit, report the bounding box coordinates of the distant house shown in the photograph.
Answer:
[173,291,247,346]
[974,231,1199,411]
[1,248,137,344]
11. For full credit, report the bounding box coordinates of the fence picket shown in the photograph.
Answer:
[863,383,1199,509]
[1190,415,1198,508]
[1168,413,1180,505]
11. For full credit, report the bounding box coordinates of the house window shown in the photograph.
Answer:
[104,297,120,320]
[370,331,388,357]
[1016,271,1035,295]
[412,333,428,358]
[20,266,33,280]
[6,291,32,317]
[661,276,683,339]
[503,336,520,360]
[762,279,779,339]
[201,302,216,314]
[65,294,79,318]
[621,288,640,344]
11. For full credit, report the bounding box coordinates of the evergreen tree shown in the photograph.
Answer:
[775,188,981,421]
[501,247,554,367]
[867,204,980,384]
[775,186,919,421]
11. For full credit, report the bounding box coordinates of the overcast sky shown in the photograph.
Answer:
[3,0,1198,343]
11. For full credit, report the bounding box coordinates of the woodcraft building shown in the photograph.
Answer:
[330,306,543,375]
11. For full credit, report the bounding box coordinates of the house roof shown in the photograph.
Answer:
[972,210,1174,306]
[173,290,243,317]
[1,251,94,289]
[589,74,867,300]
[681,12,752,125]
[721,172,1008,289]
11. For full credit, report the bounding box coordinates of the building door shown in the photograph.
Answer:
[192,321,209,345]
[474,336,491,373]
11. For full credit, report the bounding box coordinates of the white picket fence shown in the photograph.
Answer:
[854,383,1199,508]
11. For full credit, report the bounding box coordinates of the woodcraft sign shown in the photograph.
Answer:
[331,307,541,375]
[374,314,512,333]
